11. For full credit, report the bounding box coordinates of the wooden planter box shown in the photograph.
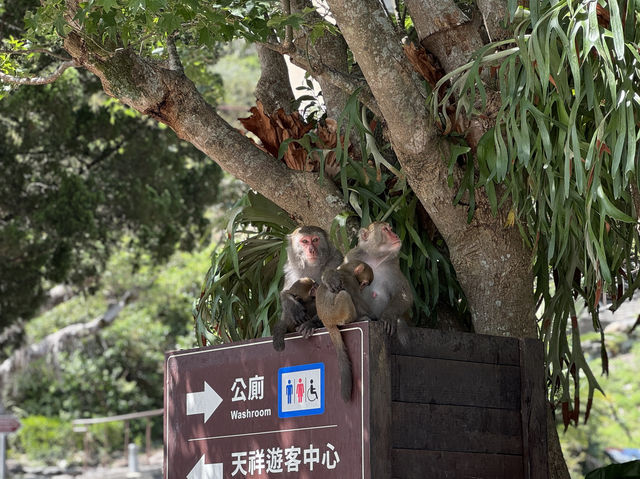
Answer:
[370,323,548,479]
[164,321,548,478]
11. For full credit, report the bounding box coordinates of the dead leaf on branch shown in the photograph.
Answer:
[239,102,341,177]
[403,42,445,89]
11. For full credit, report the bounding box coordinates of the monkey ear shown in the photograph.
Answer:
[359,227,370,242]
[354,263,364,275]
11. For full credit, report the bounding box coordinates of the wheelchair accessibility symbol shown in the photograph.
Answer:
[278,363,325,418]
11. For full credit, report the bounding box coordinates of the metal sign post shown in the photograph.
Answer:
[0,415,21,479]
[164,323,370,479]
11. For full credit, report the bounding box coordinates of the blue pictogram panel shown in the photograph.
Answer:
[278,362,325,418]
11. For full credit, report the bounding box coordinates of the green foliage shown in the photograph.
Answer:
[586,461,640,479]
[22,0,281,57]
[193,191,295,344]
[561,335,640,477]
[194,93,469,345]
[4,245,207,417]
[0,68,222,330]
[9,415,130,465]
[432,0,640,426]
[10,416,80,464]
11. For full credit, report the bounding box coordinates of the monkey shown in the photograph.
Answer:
[325,221,413,344]
[282,276,318,322]
[272,226,343,351]
[316,260,374,402]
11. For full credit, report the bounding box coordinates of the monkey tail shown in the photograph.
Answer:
[328,325,352,402]
[272,321,288,351]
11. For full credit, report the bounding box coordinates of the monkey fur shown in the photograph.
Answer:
[316,261,374,402]
[272,226,342,351]
[326,221,413,344]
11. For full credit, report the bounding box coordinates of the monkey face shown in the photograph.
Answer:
[360,222,401,253]
[380,223,402,252]
[297,233,321,264]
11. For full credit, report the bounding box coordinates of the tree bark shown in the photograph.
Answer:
[476,0,513,42]
[255,44,296,114]
[405,0,484,72]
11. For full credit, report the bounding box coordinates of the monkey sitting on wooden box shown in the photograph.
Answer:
[273,222,413,401]
[271,226,342,352]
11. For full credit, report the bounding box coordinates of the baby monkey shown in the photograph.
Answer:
[272,277,318,347]
[316,260,373,402]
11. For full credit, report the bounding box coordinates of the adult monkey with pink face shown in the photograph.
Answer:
[325,221,413,341]
[272,226,342,351]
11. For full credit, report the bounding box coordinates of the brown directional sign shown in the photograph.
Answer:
[0,415,20,433]
[164,322,370,479]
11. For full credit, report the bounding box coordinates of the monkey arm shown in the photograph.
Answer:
[280,291,308,326]
[321,268,344,293]
[379,280,413,335]
[297,316,322,339]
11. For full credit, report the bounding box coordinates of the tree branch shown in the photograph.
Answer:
[405,0,484,72]
[281,0,294,51]
[166,33,184,73]
[63,33,347,229]
[0,60,78,85]
[261,41,382,118]
[0,291,134,391]
[0,48,73,62]
[476,0,511,42]
[255,42,296,114]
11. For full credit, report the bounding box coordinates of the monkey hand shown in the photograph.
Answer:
[321,269,343,293]
[297,318,322,339]
[380,312,398,337]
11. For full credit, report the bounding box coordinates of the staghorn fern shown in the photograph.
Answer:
[432,0,640,427]
[194,92,469,347]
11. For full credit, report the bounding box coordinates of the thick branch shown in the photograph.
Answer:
[255,43,296,114]
[63,34,347,229]
[476,0,511,42]
[0,60,77,85]
[405,0,484,72]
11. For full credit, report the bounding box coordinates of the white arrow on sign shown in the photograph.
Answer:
[186,381,222,423]
[187,455,223,479]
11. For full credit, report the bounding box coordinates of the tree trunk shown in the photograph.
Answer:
[255,44,296,114]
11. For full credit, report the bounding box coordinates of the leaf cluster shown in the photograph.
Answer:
[24,0,291,53]
[433,0,640,425]
[0,69,222,328]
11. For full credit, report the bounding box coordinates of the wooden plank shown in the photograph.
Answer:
[391,402,523,455]
[390,327,520,366]
[369,321,392,479]
[392,449,524,479]
[519,338,549,479]
[392,355,521,409]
